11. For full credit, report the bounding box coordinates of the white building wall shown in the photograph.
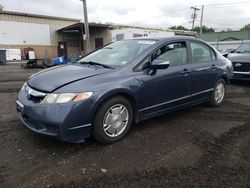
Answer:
[0,12,79,46]
[0,21,51,45]
[111,28,175,42]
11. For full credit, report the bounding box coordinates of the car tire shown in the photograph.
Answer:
[208,79,226,107]
[92,96,133,144]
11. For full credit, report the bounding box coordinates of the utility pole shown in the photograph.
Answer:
[81,0,91,54]
[199,5,204,38]
[191,6,200,30]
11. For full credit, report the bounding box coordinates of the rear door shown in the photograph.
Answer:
[188,41,218,100]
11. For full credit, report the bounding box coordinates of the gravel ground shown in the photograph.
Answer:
[0,63,250,187]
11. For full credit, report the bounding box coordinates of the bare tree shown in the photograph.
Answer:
[0,4,3,11]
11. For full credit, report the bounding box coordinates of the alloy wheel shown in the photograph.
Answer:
[103,104,129,137]
[215,82,225,104]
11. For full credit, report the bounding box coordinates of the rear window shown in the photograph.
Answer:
[190,42,215,63]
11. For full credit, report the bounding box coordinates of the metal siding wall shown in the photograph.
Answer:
[209,40,250,51]
[0,21,51,45]
[89,28,112,51]
[0,13,79,58]
[0,13,78,45]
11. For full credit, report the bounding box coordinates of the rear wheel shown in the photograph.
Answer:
[92,96,133,144]
[209,79,226,107]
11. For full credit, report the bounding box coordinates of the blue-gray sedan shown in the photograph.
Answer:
[16,37,233,144]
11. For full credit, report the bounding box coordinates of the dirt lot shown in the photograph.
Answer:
[0,63,250,187]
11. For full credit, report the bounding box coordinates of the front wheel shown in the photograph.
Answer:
[208,79,226,107]
[92,96,133,144]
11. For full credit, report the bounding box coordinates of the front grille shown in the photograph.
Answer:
[25,85,46,103]
[233,62,250,72]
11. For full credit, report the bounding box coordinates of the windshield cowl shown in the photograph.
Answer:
[79,61,115,69]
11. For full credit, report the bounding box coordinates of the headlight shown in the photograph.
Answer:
[41,92,93,104]
[21,82,27,91]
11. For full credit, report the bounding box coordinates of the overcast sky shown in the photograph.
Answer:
[1,0,250,31]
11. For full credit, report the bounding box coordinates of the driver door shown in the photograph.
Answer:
[136,41,192,118]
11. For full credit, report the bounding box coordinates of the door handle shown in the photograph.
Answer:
[181,69,191,74]
[211,64,217,70]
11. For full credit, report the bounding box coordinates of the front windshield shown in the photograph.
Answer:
[79,40,156,66]
[236,43,250,53]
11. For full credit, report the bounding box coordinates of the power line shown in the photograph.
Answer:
[202,5,250,10]
[126,8,190,24]
[125,2,250,29]
[132,2,250,25]
[198,1,250,7]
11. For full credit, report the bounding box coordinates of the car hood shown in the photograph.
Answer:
[227,53,250,63]
[27,65,111,92]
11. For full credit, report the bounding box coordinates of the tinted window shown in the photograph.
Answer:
[190,42,212,62]
[152,42,187,66]
[134,56,150,72]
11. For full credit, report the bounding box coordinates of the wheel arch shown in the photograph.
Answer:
[220,74,230,84]
[90,89,139,124]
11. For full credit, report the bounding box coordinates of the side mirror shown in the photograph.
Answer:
[150,59,169,70]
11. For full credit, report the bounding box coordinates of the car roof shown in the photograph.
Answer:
[126,36,202,43]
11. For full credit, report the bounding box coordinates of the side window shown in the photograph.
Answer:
[134,56,150,72]
[190,42,213,63]
[152,42,187,66]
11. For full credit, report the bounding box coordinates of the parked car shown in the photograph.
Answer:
[16,37,233,144]
[225,42,250,80]
[221,48,235,54]
[221,48,236,57]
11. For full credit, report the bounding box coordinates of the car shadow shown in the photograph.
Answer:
[231,80,250,87]
[28,103,206,152]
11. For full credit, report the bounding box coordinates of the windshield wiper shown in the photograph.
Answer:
[80,61,114,69]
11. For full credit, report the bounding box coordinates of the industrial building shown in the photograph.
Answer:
[110,25,175,41]
[58,22,111,57]
[0,11,111,60]
[0,11,80,59]
[0,10,197,61]
[202,30,250,51]
[110,25,196,42]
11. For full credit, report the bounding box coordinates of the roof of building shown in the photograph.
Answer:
[58,22,110,32]
[0,10,197,36]
[0,10,81,22]
[201,30,250,42]
[110,24,197,36]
